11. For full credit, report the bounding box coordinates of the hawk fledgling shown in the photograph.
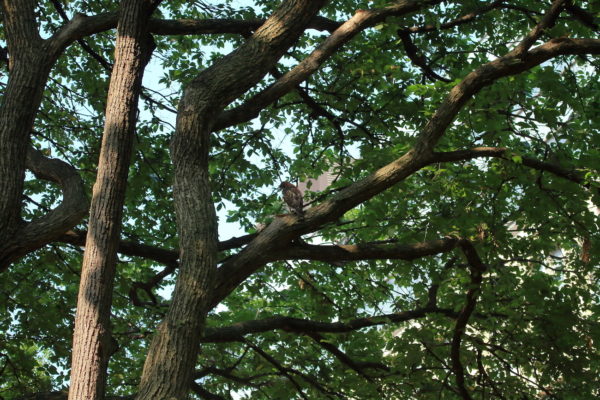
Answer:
[279,181,304,217]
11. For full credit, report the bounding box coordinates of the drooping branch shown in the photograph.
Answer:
[0,147,88,270]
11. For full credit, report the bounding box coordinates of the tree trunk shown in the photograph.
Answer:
[68,1,157,398]
[136,1,328,397]
[0,0,48,265]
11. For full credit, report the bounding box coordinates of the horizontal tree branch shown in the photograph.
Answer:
[432,147,589,186]
[202,306,453,342]
[57,230,255,265]
[47,12,340,56]
[268,236,460,263]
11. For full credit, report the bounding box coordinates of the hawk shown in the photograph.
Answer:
[279,181,304,217]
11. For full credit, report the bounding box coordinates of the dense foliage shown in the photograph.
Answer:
[1,0,599,399]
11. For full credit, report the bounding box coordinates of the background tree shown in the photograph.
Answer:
[0,0,599,399]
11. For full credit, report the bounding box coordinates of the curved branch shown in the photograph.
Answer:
[0,148,88,270]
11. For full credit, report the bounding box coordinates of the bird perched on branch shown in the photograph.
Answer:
[279,181,304,217]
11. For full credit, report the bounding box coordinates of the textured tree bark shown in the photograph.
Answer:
[136,1,327,398]
[0,2,90,270]
[0,0,48,265]
[68,1,158,399]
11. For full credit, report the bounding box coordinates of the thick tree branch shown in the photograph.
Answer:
[149,15,341,35]
[0,148,88,270]
[211,37,600,309]
[57,230,254,265]
[0,0,41,58]
[69,1,160,398]
[213,0,441,131]
[138,1,331,398]
[15,393,132,400]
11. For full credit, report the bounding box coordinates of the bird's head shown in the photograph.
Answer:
[279,181,295,190]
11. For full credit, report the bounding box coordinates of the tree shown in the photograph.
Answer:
[0,0,599,398]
